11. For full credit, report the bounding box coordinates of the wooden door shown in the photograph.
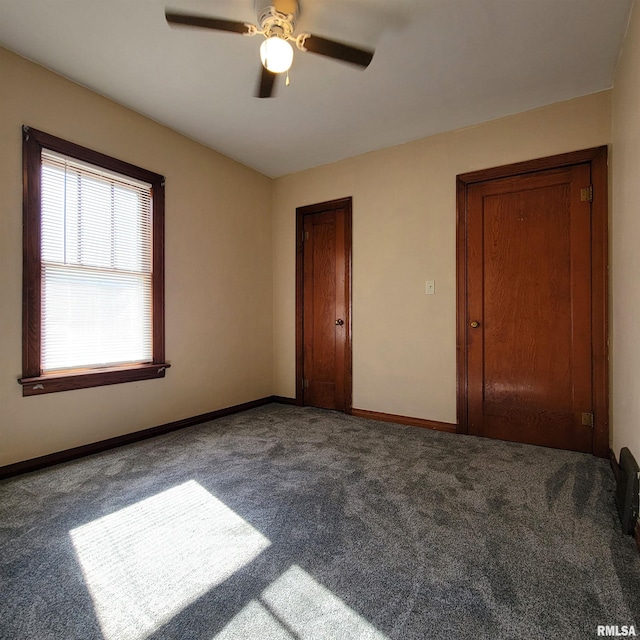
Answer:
[457,149,609,455]
[296,198,352,411]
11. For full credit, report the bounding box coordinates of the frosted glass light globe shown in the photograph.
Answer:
[260,37,294,73]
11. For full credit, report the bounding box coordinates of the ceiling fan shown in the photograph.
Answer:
[165,0,375,98]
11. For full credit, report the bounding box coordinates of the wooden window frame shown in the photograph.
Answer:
[19,126,169,396]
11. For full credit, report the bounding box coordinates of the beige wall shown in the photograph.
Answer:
[612,1,640,463]
[0,48,273,466]
[273,92,612,424]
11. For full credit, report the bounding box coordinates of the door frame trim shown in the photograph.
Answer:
[456,147,609,457]
[295,197,353,411]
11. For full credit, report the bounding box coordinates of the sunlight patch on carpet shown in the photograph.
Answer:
[214,600,295,639]
[70,480,270,640]
[214,565,389,639]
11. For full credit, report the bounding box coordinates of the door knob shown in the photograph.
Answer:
[470,321,480,328]
[335,319,344,326]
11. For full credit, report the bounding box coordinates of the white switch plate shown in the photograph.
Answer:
[426,280,435,295]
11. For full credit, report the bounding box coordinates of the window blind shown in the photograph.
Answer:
[40,150,153,373]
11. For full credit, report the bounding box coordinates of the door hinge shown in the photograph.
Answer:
[580,185,593,202]
[302,378,309,389]
[302,231,309,242]
[582,412,594,427]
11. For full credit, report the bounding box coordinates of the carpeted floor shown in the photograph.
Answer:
[1,404,638,640]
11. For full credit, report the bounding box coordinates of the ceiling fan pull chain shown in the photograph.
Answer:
[286,69,290,87]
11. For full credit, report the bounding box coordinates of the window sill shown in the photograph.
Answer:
[19,363,171,396]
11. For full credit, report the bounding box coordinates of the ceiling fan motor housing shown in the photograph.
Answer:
[255,0,298,38]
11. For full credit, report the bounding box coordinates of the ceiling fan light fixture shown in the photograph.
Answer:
[260,36,294,73]
[165,0,375,98]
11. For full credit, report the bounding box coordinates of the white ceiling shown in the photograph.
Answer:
[0,0,633,177]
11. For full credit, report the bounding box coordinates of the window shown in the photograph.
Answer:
[20,127,169,395]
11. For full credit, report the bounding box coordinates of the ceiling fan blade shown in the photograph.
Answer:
[302,35,374,68]
[257,66,277,98]
[165,11,251,35]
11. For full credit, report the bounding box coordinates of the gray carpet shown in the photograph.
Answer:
[1,404,638,640]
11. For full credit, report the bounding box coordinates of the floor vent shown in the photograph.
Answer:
[612,447,640,535]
